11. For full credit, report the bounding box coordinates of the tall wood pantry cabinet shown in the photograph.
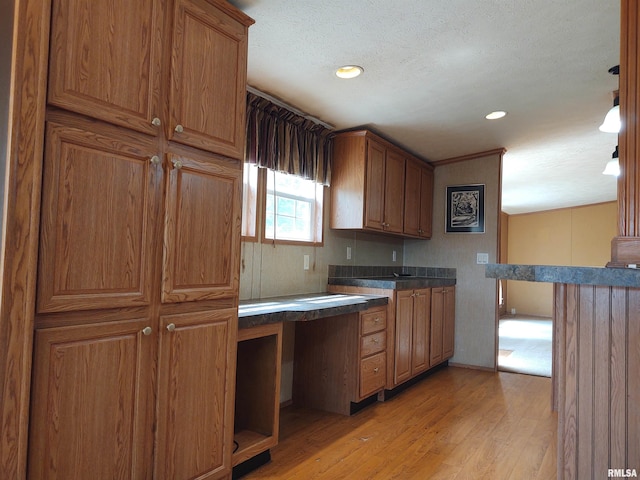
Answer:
[27,1,253,479]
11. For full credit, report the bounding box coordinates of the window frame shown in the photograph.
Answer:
[262,169,324,246]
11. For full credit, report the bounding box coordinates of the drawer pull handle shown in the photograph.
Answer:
[166,323,176,332]
[373,338,379,344]
[142,326,152,336]
[374,317,381,323]
[151,117,161,127]
[175,124,184,133]
[373,368,379,373]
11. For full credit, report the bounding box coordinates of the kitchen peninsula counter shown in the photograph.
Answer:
[485,263,640,480]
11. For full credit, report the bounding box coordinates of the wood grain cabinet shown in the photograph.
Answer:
[48,0,249,160]
[392,289,431,387]
[330,129,433,238]
[293,306,388,415]
[404,158,434,238]
[430,286,456,366]
[331,130,406,234]
[29,1,253,479]
[233,323,283,467]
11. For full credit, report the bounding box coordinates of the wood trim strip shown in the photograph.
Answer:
[432,148,506,167]
[0,0,50,476]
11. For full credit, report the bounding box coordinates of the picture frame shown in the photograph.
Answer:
[446,184,485,233]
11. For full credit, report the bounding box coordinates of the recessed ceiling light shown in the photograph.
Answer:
[335,65,364,79]
[485,111,507,120]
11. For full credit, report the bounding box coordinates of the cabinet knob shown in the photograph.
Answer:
[175,124,184,133]
[373,338,379,344]
[151,117,161,127]
[150,155,161,165]
[166,323,176,332]
[142,326,152,336]
[172,159,183,170]
[374,317,381,323]
[373,368,379,373]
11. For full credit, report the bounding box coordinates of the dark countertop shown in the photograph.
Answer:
[238,292,389,329]
[485,263,640,288]
[327,276,456,290]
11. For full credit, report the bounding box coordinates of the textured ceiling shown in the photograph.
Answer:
[229,0,621,214]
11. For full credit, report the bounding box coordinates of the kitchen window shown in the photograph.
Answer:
[241,165,324,245]
[264,169,324,244]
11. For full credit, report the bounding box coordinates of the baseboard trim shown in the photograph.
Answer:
[449,362,496,372]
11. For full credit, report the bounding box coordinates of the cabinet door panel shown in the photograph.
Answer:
[155,308,237,480]
[28,318,154,480]
[162,151,241,303]
[384,149,405,233]
[430,287,444,366]
[443,287,456,358]
[169,0,249,159]
[394,290,413,385]
[411,288,431,375]
[403,159,422,236]
[37,120,159,313]
[364,140,385,230]
[48,0,163,135]
[419,167,434,238]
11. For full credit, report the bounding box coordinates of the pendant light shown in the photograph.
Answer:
[599,94,620,133]
[599,66,620,133]
[603,146,620,176]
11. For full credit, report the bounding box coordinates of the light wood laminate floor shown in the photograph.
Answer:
[243,367,557,480]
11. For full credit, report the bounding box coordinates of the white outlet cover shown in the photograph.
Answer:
[477,253,489,264]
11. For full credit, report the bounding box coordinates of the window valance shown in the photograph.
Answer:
[245,91,333,185]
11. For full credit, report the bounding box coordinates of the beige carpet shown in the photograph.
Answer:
[498,315,552,377]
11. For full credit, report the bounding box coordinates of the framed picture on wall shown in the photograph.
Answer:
[446,184,485,233]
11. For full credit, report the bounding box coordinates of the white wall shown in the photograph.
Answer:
[404,153,502,369]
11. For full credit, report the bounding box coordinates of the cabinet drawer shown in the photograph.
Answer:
[360,331,386,357]
[360,352,386,398]
[361,308,386,335]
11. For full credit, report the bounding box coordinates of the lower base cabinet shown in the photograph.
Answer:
[430,286,456,367]
[327,284,456,391]
[293,306,387,415]
[28,307,238,480]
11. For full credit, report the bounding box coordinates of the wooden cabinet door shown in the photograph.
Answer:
[394,290,414,385]
[383,149,405,233]
[155,308,237,480]
[37,118,160,313]
[168,0,250,159]
[443,286,456,359]
[364,139,386,230]
[411,288,431,375]
[28,318,155,480]
[430,287,444,366]
[403,159,422,237]
[418,166,434,238]
[48,0,164,135]
[162,149,241,303]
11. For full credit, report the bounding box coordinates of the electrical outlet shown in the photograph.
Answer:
[303,255,310,270]
[477,253,489,264]
[346,246,352,260]
[392,250,397,262]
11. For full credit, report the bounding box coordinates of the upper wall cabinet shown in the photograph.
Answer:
[48,0,250,160]
[330,130,433,239]
[168,0,250,159]
[48,0,165,136]
[404,157,434,239]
